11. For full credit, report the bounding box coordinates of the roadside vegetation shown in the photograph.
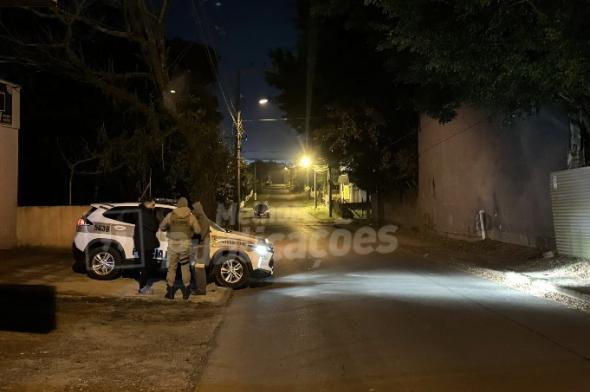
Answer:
[0,2,230,211]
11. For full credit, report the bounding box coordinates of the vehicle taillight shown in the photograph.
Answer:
[76,217,92,231]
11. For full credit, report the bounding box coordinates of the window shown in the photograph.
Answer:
[103,207,139,224]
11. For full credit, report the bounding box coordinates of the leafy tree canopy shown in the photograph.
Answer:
[266,0,420,197]
[367,0,590,118]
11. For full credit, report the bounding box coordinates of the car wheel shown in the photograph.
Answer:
[214,255,249,289]
[86,247,122,280]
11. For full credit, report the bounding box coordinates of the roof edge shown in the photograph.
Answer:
[0,79,21,88]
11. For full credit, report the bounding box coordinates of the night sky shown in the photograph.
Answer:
[167,0,303,162]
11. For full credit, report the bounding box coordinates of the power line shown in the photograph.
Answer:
[243,149,297,153]
[191,0,237,125]
[242,116,324,122]
[419,119,484,155]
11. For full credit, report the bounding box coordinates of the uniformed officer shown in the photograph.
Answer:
[159,197,200,300]
[191,201,211,294]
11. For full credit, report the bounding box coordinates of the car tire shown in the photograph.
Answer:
[214,254,250,289]
[86,247,122,280]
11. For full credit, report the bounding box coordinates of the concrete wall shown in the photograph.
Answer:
[16,206,90,249]
[419,106,569,248]
[383,190,419,228]
[0,80,20,249]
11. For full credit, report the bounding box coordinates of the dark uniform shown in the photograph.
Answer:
[133,201,160,293]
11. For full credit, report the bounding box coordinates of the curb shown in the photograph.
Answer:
[414,247,590,314]
[448,259,590,314]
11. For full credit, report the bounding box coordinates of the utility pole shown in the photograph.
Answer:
[313,168,317,209]
[234,70,243,230]
[328,164,333,217]
[253,161,257,201]
[304,4,318,199]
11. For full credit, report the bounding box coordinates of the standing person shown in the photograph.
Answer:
[159,197,200,300]
[133,198,160,295]
[215,184,227,226]
[192,201,210,252]
[191,201,211,293]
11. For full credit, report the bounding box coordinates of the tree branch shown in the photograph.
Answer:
[510,0,548,19]
[159,0,171,23]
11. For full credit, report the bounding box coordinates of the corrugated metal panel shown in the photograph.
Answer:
[550,166,590,257]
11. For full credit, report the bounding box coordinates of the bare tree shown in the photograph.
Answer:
[0,1,175,119]
[57,126,125,205]
[57,139,100,205]
[0,1,230,206]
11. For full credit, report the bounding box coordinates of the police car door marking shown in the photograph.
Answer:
[154,249,166,260]
[132,248,166,261]
[94,224,110,233]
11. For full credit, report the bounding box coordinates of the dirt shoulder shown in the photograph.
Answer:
[396,228,541,267]
[0,248,231,305]
[0,248,233,391]
[397,228,590,313]
[0,296,227,392]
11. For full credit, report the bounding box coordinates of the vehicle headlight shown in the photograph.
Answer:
[254,244,269,256]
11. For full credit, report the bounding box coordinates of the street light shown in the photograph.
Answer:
[299,155,312,200]
[234,90,271,228]
[298,155,329,210]
[300,155,312,168]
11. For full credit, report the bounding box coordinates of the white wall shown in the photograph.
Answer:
[0,80,20,249]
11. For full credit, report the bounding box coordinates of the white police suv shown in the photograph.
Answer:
[72,201,274,289]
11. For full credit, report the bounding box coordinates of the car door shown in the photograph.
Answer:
[102,206,138,260]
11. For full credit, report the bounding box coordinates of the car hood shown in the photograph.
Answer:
[210,226,265,245]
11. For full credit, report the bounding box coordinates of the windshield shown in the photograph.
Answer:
[209,222,227,233]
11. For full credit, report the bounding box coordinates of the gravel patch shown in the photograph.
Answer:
[0,296,227,391]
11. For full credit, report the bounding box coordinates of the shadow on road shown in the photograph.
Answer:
[0,284,56,333]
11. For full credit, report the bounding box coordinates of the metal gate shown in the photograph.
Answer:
[550,166,590,257]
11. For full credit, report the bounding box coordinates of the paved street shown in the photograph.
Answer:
[198,212,590,391]
[2,201,590,391]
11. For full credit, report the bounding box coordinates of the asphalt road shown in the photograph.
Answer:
[198,217,590,391]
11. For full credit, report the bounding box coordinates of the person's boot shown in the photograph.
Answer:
[165,285,175,300]
[182,285,191,300]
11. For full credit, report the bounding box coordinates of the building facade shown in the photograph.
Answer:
[0,80,21,249]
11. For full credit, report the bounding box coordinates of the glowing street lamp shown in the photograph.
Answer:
[299,155,312,168]
[258,98,269,105]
